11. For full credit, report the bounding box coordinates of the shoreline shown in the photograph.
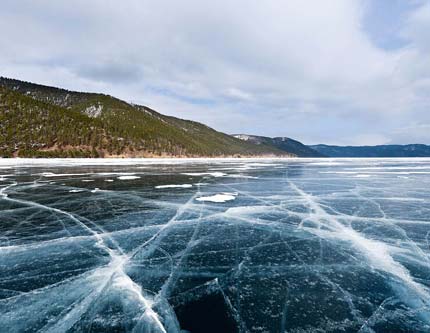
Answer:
[1,157,430,168]
[0,156,297,167]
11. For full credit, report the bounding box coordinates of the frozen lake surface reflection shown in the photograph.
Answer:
[1,158,430,332]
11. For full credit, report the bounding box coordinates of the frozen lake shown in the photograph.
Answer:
[1,158,430,333]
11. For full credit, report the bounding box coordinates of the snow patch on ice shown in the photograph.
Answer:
[155,184,192,189]
[69,189,84,193]
[182,172,227,177]
[196,192,238,203]
[117,175,141,180]
[40,172,86,177]
[225,174,258,179]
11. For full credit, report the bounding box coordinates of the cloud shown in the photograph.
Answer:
[392,123,430,144]
[75,61,142,84]
[403,1,430,52]
[0,0,429,145]
[225,88,253,101]
[350,134,391,146]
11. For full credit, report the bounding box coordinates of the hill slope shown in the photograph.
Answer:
[0,77,291,158]
[310,144,430,157]
[233,134,323,157]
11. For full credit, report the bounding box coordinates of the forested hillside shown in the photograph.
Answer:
[233,134,323,157]
[310,144,430,157]
[0,77,290,158]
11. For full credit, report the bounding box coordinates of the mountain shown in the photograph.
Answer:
[0,77,292,158]
[310,144,430,157]
[233,134,324,157]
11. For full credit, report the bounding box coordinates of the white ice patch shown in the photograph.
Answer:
[39,172,87,177]
[224,174,258,179]
[105,179,114,182]
[353,174,372,178]
[117,175,141,180]
[155,184,192,189]
[0,174,15,178]
[81,179,94,182]
[225,205,273,216]
[182,172,226,177]
[69,189,84,193]
[196,192,238,203]
[38,172,141,179]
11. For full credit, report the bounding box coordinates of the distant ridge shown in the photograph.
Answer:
[233,134,324,157]
[4,77,425,159]
[310,144,430,157]
[0,77,293,158]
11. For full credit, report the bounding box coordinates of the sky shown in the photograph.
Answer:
[1,0,430,145]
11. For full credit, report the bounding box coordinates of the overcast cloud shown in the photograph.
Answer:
[1,0,429,145]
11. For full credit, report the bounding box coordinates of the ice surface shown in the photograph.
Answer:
[117,175,141,180]
[1,158,430,332]
[155,184,193,189]
[182,172,227,177]
[195,193,238,203]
